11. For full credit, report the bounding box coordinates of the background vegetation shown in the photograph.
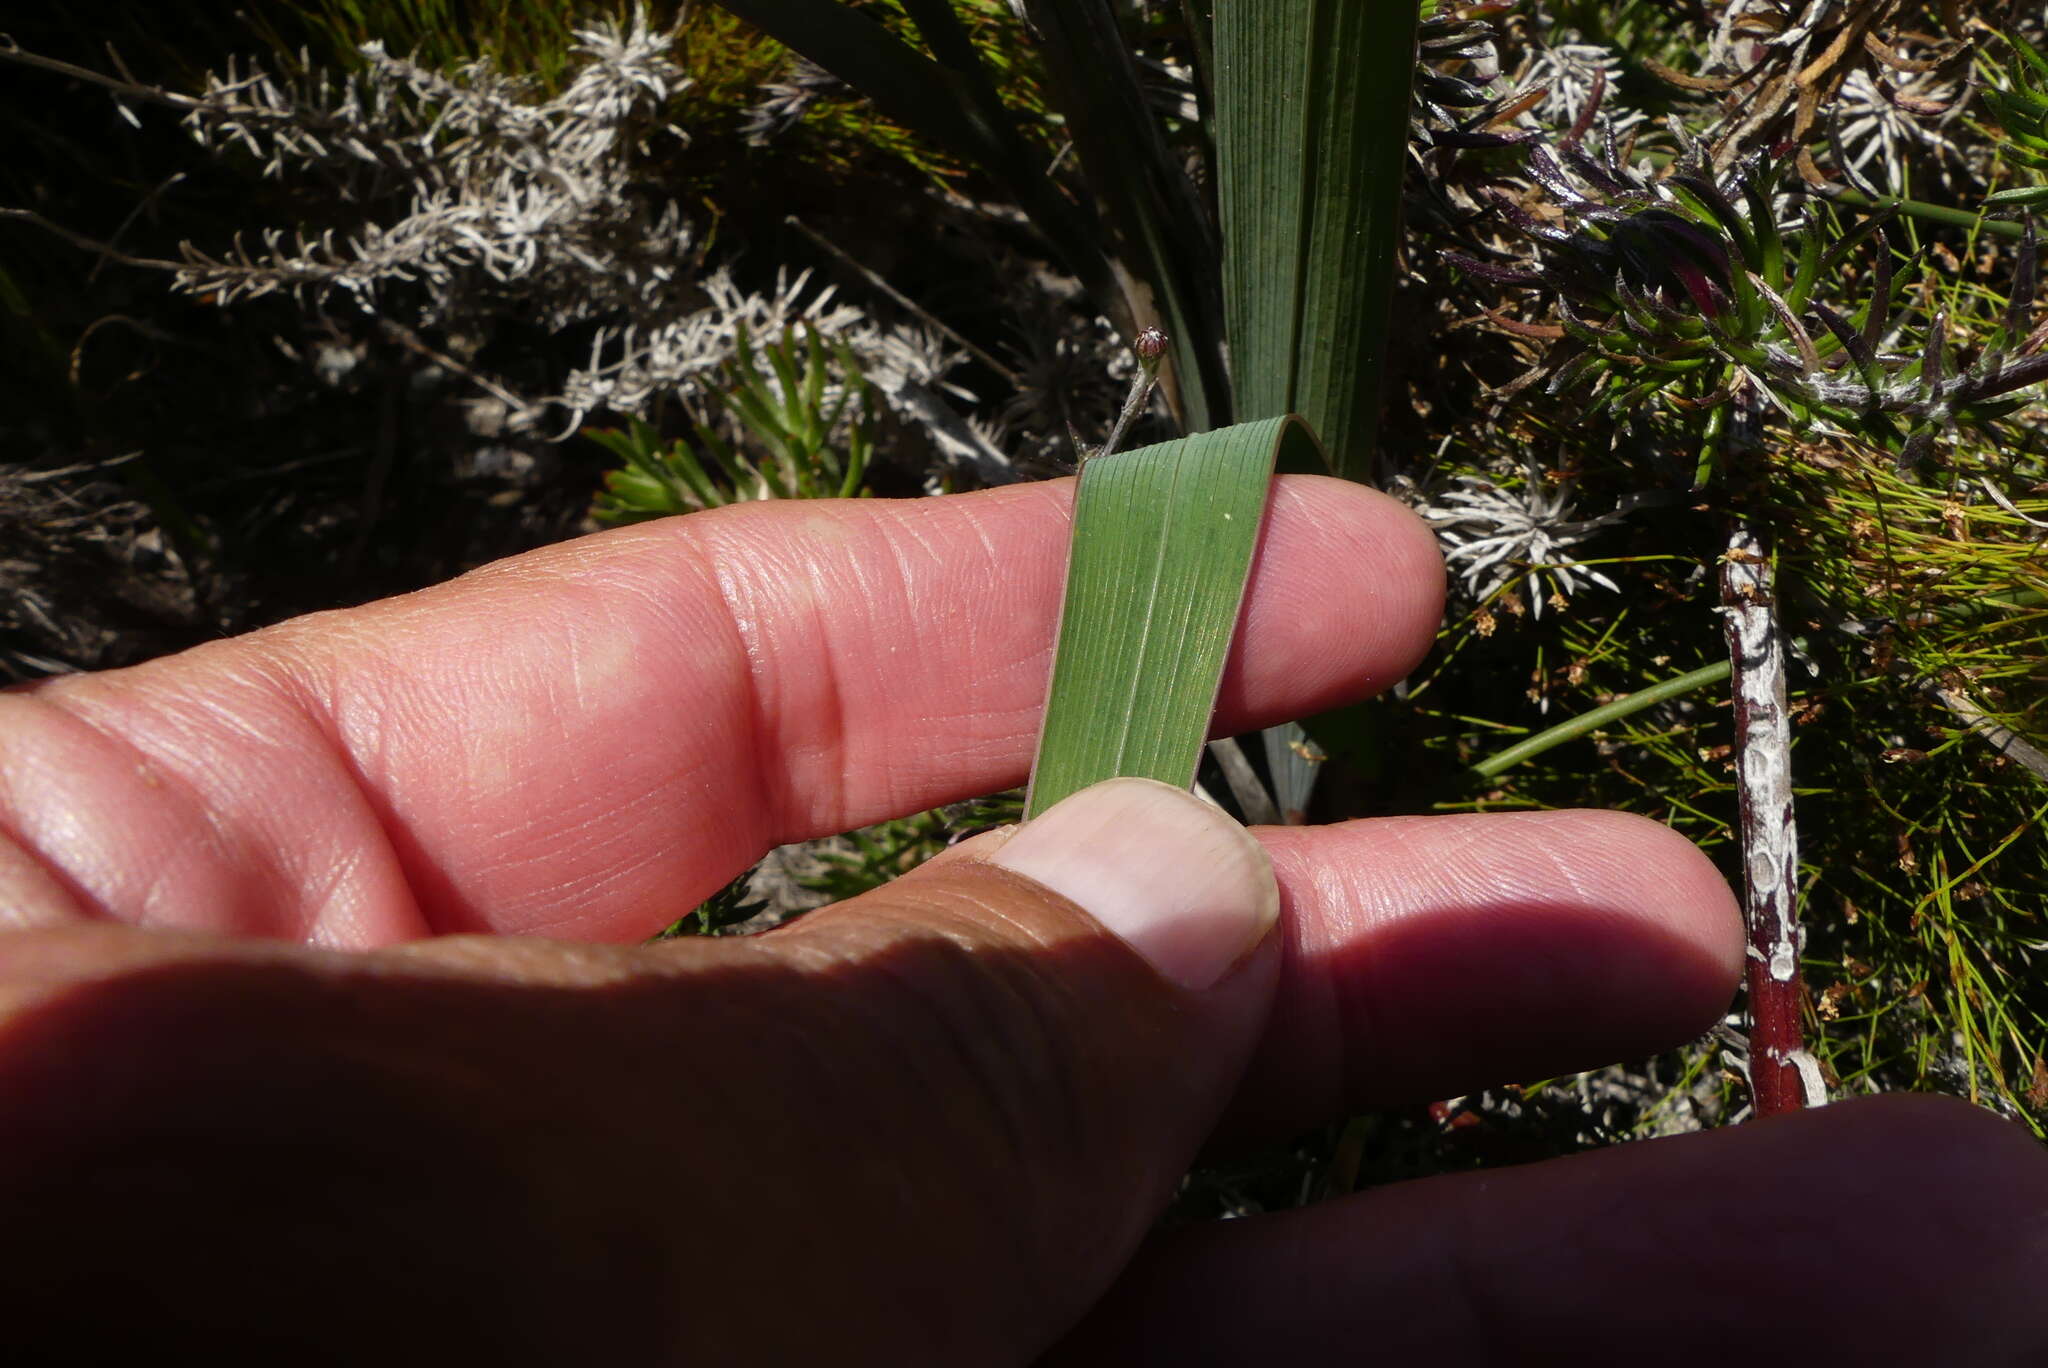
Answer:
[3,0,2043,1215]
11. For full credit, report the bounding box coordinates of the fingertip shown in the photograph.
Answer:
[1244,809,1744,1113]
[1538,807,1747,1003]
[1225,478,1445,724]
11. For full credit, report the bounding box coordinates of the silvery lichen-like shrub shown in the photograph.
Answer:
[159,8,992,474]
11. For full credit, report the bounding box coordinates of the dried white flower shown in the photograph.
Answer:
[1419,466,1623,616]
[175,7,694,330]
[1708,0,1834,73]
[741,56,841,145]
[1519,38,1644,136]
[1832,66,1961,189]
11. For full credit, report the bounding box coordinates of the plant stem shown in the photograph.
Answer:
[1720,523,1824,1117]
[784,215,1020,384]
[1470,660,1732,780]
[1820,187,2025,240]
[1091,328,1168,465]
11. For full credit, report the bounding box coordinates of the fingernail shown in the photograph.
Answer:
[988,778,1278,991]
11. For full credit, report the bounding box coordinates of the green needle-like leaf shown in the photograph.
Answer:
[1026,415,1320,816]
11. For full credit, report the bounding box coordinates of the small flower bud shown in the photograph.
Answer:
[1134,326,1168,364]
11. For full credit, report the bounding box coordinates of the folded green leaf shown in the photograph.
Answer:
[1026,415,1321,816]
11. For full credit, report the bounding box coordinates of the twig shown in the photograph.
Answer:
[0,34,205,112]
[373,319,539,423]
[1926,683,2048,785]
[1819,185,2026,239]
[1980,476,2048,531]
[9,452,145,483]
[784,215,1020,384]
[0,206,191,274]
[88,172,188,284]
[1720,524,1825,1116]
[1205,738,1283,825]
[1091,326,1167,465]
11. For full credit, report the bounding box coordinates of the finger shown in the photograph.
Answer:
[1049,1095,2048,1365]
[1225,808,1744,1131]
[0,477,1441,943]
[0,779,1286,1365]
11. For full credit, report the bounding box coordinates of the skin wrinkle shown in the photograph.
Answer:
[813,880,1094,1146]
[298,847,384,950]
[872,512,957,817]
[0,792,96,928]
[885,503,1023,801]
[1267,852,1355,1114]
[1523,820,1620,909]
[1351,819,1497,921]
[487,839,682,941]
[463,756,726,935]
[927,504,1052,776]
[581,515,787,902]
[264,646,439,944]
[8,689,280,931]
[1324,856,1402,1109]
[698,518,808,860]
[799,534,861,829]
[872,915,1059,1186]
[332,654,528,934]
[0,703,103,917]
[291,577,691,937]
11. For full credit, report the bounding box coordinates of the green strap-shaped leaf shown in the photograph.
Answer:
[1026,415,1321,816]
[1213,0,1419,480]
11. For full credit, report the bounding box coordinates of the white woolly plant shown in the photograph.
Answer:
[1413,464,1625,620]
[175,7,697,329]
[1832,66,1965,190]
[62,7,1002,480]
[1518,35,1646,138]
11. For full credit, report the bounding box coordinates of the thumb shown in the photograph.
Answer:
[0,780,1279,1367]
[750,775,1283,1359]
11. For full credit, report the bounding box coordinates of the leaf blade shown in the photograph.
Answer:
[1214,0,1419,480]
[1026,415,1318,816]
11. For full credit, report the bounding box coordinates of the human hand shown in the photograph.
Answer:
[0,477,2040,1364]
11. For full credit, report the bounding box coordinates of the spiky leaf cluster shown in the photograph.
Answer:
[1984,35,2048,210]
[1455,131,2048,477]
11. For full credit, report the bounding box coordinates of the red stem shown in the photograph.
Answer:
[1720,523,1820,1117]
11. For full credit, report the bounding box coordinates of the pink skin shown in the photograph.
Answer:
[0,476,1738,1102]
[1,476,1437,942]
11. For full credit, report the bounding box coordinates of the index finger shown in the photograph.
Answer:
[1,477,1442,943]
